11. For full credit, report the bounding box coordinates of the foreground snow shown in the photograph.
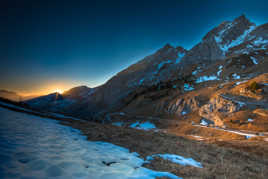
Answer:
[0,107,179,179]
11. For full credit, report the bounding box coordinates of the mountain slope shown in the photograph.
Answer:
[26,15,268,123]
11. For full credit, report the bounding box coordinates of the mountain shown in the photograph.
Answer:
[0,90,21,101]
[63,85,94,99]
[0,89,37,101]
[25,15,268,128]
[25,86,95,118]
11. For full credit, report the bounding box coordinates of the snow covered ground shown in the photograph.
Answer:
[0,107,180,179]
[130,121,156,131]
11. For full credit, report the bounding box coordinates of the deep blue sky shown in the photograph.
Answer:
[1,0,268,95]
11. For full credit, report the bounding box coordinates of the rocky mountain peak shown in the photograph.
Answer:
[163,43,173,49]
[233,14,250,25]
[155,43,175,55]
[181,15,258,65]
[176,46,187,53]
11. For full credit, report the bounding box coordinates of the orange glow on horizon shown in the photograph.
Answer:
[18,85,71,97]
[54,88,63,94]
[8,80,91,97]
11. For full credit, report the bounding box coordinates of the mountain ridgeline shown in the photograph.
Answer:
[25,15,268,126]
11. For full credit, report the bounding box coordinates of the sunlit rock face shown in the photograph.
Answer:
[198,95,241,127]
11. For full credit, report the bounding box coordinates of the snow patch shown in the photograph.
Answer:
[130,121,156,131]
[248,118,254,122]
[184,83,194,91]
[217,65,223,76]
[192,70,198,75]
[157,60,172,70]
[253,37,268,46]
[216,25,256,55]
[232,73,240,79]
[200,119,208,126]
[250,56,258,64]
[214,35,222,43]
[235,80,248,85]
[181,111,187,115]
[146,154,202,168]
[214,22,233,44]
[139,78,145,85]
[175,52,185,64]
[245,136,252,139]
[196,75,218,83]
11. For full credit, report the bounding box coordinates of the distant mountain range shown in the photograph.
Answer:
[24,15,268,126]
[0,90,37,102]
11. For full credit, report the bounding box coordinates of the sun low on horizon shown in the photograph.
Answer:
[54,88,63,94]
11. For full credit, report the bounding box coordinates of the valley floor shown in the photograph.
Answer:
[1,102,268,178]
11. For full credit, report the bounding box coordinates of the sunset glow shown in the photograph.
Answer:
[55,89,63,94]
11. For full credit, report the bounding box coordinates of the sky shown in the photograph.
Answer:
[1,0,268,95]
